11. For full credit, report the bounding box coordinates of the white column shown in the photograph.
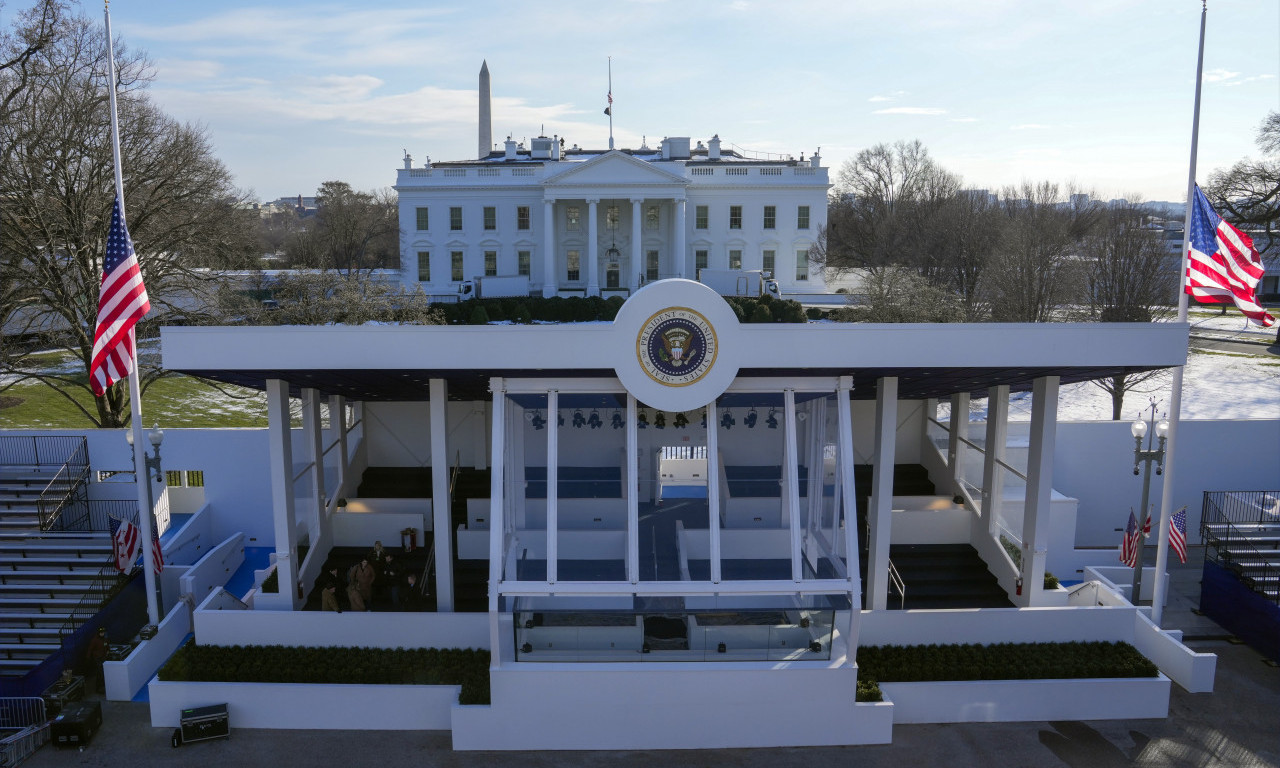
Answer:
[630,198,643,290]
[784,389,804,582]
[982,385,1010,539]
[947,392,970,502]
[302,388,324,541]
[586,199,599,296]
[545,390,559,583]
[866,377,898,611]
[487,378,505,655]
[626,394,640,582]
[328,395,348,495]
[674,198,687,278]
[1022,376,1059,607]
[429,379,454,611]
[706,401,722,583]
[266,378,299,609]
[542,200,556,297]
[836,377,862,650]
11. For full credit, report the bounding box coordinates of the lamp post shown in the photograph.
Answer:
[125,424,165,634]
[1129,402,1169,604]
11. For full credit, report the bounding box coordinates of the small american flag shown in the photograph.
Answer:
[150,524,165,574]
[1170,506,1189,564]
[1187,185,1274,327]
[1120,511,1140,568]
[90,195,151,396]
[110,516,140,573]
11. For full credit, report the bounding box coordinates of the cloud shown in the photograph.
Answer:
[872,107,947,116]
[868,90,907,103]
[155,59,223,82]
[950,117,978,123]
[1202,68,1240,84]
[1010,123,1048,130]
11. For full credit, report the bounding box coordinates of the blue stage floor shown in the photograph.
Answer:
[226,546,273,600]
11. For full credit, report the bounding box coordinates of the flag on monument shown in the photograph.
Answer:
[1120,511,1140,568]
[110,516,140,573]
[1170,506,1189,564]
[90,195,152,396]
[1186,185,1274,327]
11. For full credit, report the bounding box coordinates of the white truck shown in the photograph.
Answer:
[458,275,532,299]
[697,269,782,299]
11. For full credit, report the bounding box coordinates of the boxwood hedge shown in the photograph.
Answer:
[857,640,1157,684]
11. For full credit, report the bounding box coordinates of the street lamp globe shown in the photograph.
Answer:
[1155,419,1170,439]
[1130,418,1147,439]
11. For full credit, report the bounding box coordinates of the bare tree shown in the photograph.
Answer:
[832,266,964,324]
[983,181,1098,322]
[0,13,257,428]
[1205,111,1280,256]
[1082,202,1176,418]
[286,181,399,274]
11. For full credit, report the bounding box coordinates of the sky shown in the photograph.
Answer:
[9,0,1279,204]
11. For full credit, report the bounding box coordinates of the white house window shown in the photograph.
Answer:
[763,205,776,230]
[729,250,742,270]
[795,249,809,281]
[517,250,531,276]
[484,207,496,231]
[646,250,660,281]
[417,251,430,282]
[450,207,463,231]
[762,249,775,275]
[606,205,620,230]
[566,206,580,231]
[451,251,464,281]
[567,250,581,281]
[517,206,530,230]
[645,205,659,230]
[415,207,429,231]
[695,249,708,272]
[729,205,742,229]
[484,250,497,277]
[695,205,708,229]
[797,205,810,229]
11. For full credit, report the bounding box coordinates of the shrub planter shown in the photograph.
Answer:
[881,673,1170,724]
[148,679,461,730]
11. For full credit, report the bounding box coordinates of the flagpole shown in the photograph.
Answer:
[1151,1,1207,627]
[607,56,614,150]
[105,0,160,629]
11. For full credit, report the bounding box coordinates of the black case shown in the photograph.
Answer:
[52,700,102,747]
[179,703,229,744]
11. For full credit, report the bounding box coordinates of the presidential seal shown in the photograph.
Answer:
[637,307,717,387]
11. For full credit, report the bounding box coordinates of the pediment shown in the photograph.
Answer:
[544,151,688,187]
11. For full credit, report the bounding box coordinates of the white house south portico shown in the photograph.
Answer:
[160,279,1194,749]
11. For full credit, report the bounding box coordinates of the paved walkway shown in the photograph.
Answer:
[23,546,1279,768]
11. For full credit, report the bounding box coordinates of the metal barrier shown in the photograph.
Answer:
[0,698,49,768]
[0,436,86,470]
[1201,490,1280,605]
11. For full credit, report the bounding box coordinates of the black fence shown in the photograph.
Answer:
[1201,490,1280,605]
[1202,490,1280,526]
[0,436,87,470]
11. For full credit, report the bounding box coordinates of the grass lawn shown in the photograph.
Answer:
[1,349,271,429]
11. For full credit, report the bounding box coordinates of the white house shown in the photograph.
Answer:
[395,64,827,299]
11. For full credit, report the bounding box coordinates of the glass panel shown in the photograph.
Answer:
[718,394,792,581]
[555,393,627,582]
[800,394,841,581]
[644,406,708,582]
[506,393,548,582]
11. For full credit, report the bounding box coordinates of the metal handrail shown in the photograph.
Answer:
[57,561,134,640]
[887,559,906,610]
[1201,512,1279,605]
[448,450,462,497]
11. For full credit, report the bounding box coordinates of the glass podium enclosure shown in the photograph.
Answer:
[492,377,859,663]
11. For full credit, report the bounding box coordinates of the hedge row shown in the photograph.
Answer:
[159,641,491,704]
[857,641,1158,684]
[436,294,808,325]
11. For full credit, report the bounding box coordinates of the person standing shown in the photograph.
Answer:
[382,553,402,608]
[350,558,375,609]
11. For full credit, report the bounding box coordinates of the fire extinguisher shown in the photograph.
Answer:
[1015,576,1024,596]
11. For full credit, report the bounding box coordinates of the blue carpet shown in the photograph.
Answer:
[661,486,707,500]
[225,547,273,599]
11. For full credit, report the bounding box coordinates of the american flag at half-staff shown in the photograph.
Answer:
[1186,185,1274,327]
[89,195,151,396]
[1120,511,1140,568]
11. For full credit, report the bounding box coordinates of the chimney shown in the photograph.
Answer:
[478,60,492,159]
[708,134,721,161]
[504,136,517,160]
[811,147,821,168]
[666,137,691,159]
[403,150,413,170]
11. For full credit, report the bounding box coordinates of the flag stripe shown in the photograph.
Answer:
[1186,185,1274,327]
